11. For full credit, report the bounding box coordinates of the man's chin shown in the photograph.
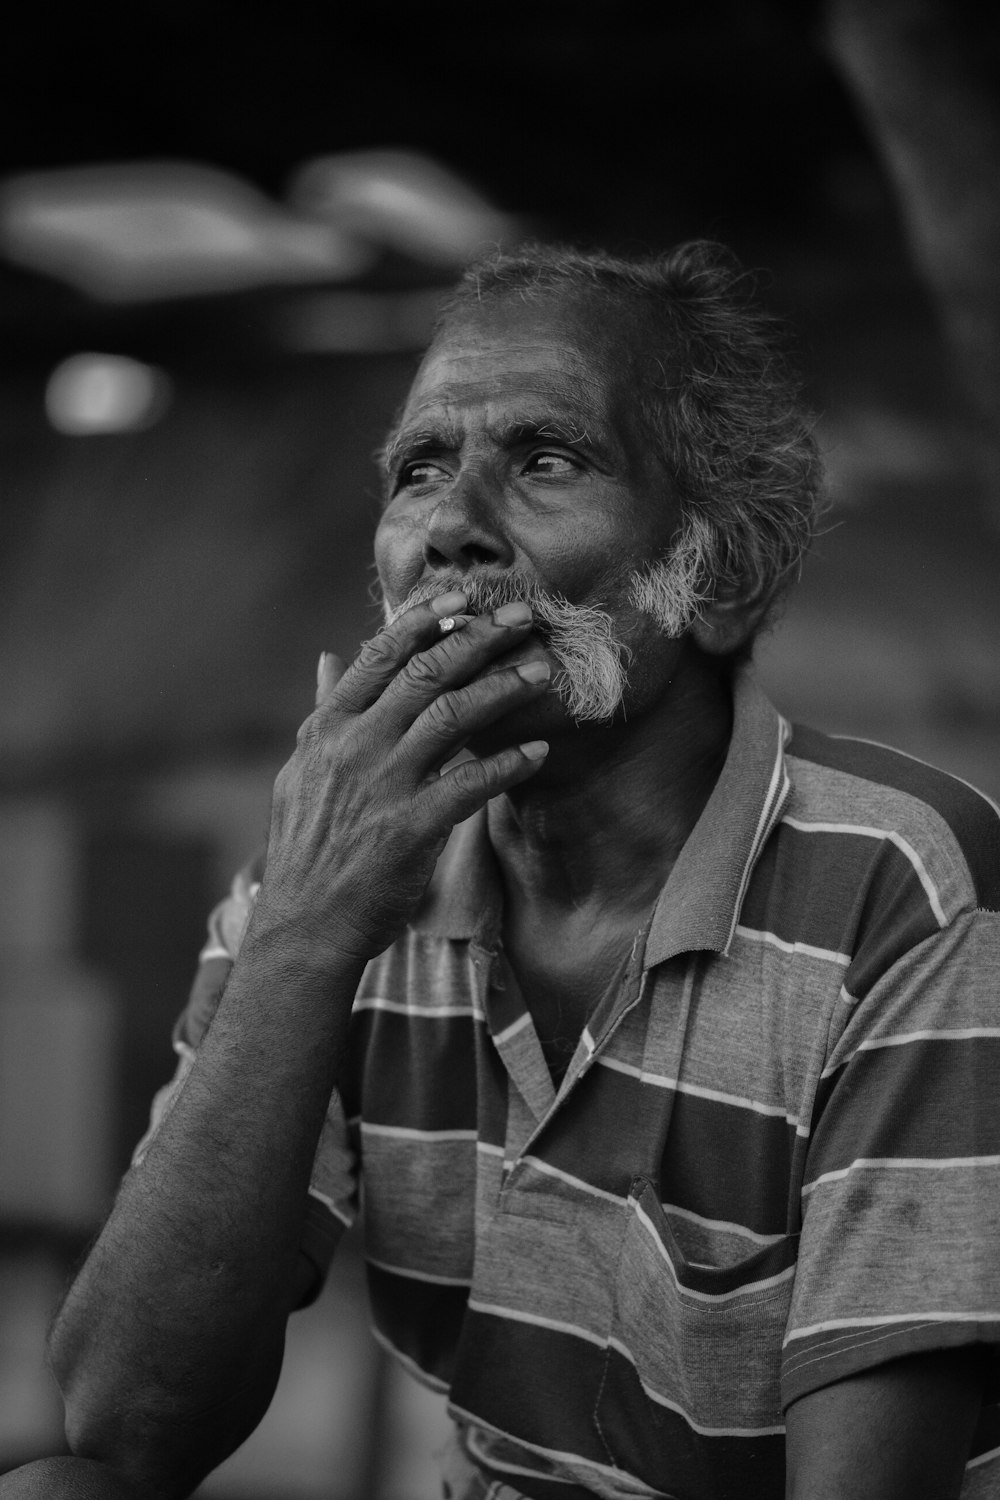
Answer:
[464,686,626,756]
[464,696,568,759]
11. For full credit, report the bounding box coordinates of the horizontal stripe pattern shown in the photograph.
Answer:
[366,1259,469,1390]
[805,1034,1000,1183]
[453,1300,788,1497]
[155,676,1000,1499]
[630,1191,799,1299]
[782,1314,1000,1411]
[348,1003,480,1134]
[451,1310,611,1468]
[740,818,945,1003]
[597,1344,786,1499]
[783,816,949,927]
[657,1086,799,1240]
[788,726,1000,912]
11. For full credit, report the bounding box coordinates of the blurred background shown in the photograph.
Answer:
[1,0,998,1495]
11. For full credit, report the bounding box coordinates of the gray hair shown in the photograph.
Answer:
[436,241,823,640]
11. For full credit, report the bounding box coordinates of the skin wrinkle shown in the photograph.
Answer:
[382,331,626,471]
[383,414,598,487]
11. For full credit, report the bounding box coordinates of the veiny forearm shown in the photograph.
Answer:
[49,925,365,1498]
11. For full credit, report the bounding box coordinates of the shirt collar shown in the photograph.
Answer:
[411,665,790,960]
[643,665,791,966]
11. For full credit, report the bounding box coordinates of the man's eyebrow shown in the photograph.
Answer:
[380,407,619,476]
[381,421,460,476]
[497,412,622,467]
[502,417,592,447]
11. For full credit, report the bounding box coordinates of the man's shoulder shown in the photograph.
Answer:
[783,723,1000,916]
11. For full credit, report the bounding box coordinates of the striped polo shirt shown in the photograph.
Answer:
[150,667,1000,1500]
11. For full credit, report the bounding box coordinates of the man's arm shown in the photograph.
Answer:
[49,592,551,1500]
[51,936,365,1500]
[785,1347,986,1499]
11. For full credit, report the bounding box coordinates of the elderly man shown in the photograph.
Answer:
[20,242,1000,1500]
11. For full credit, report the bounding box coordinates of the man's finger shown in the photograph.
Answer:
[315,651,348,709]
[398,659,552,776]
[424,739,550,825]
[357,601,536,740]
[329,590,472,715]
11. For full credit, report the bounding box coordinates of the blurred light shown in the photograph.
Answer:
[288,149,518,266]
[0,162,373,302]
[45,353,172,434]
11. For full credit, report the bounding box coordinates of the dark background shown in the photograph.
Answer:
[2,3,861,231]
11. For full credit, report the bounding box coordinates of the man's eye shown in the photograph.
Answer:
[398,460,447,488]
[524,451,578,476]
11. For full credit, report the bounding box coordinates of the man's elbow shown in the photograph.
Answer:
[59,1382,242,1500]
[49,1401,175,1500]
[54,1356,192,1500]
[49,1310,286,1500]
[48,1315,123,1468]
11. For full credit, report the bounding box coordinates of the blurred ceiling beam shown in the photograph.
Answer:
[826,0,1000,518]
[0,151,518,306]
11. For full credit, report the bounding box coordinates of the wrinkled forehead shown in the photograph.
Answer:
[397,287,661,441]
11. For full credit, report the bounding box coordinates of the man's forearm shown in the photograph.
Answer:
[49,927,365,1500]
[50,591,552,1497]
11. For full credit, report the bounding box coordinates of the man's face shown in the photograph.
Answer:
[374,290,690,733]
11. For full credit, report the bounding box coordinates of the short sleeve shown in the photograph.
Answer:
[131,850,359,1292]
[782,908,1000,1409]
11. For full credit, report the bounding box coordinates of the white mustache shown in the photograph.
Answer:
[385,571,630,724]
[383,551,700,724]
[387,570,585,628]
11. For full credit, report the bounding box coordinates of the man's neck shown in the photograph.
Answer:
[487,651,734,923]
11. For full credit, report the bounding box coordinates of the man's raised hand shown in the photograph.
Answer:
[252,591,550,972]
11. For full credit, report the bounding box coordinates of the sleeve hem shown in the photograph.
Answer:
[781,1318,1000,1409]
[296,1193,350,1308]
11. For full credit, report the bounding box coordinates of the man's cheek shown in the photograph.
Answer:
[372,512,424,600]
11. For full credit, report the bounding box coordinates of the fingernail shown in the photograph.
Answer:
[432,591,468,617]
[316,651,327,687]
[516,660,551,683]
[520,740,549,760]
[494,601,532,627]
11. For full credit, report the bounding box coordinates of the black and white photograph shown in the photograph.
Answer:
[1,4,999,1497]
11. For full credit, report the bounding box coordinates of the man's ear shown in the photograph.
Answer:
[688,580,776,657]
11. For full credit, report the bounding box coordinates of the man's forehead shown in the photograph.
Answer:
[436,285,642,359]
[400,354,607,432]
[417,333,595,383]
[400,291,649,426]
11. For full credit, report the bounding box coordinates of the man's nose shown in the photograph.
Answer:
[422,473,514,571]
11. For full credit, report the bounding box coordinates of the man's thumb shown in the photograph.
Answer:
[315,650,348,707]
